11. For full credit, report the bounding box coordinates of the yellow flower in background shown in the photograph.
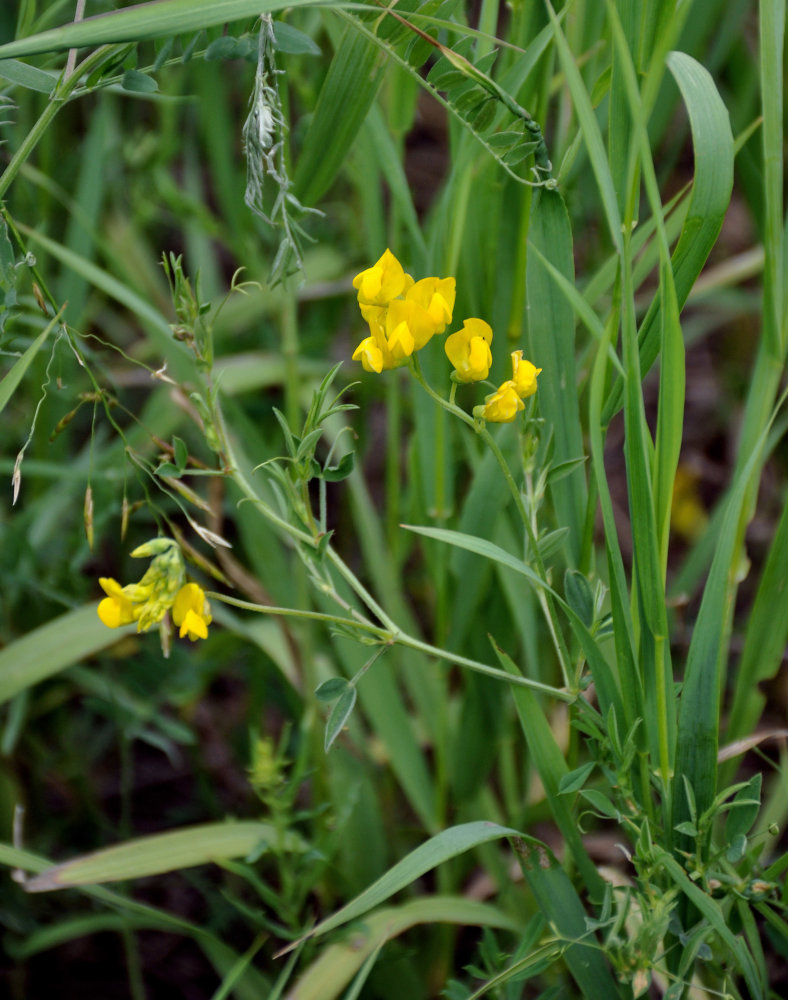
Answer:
[352,248,411,305]
[97,577,137,628]
[510,351,541,398]
[445,318,493,382]
[479,380,525,422]
[172,583,212,641]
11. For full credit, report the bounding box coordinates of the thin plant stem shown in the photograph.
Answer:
[208,592,575,701]
[409,355,573,686]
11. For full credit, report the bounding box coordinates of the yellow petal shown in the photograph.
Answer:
[352,336,384,373]
[480,381,525,422]
[511,351,541,398]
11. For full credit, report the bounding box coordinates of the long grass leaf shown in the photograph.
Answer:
[293,23,384,207]
[404,523,623,717]
[0,604,127,706]
[0,311,58,415]
[510,837,621,998]
[673,416,774,839]
[0,0,311,57]
[543,0,622,253]
[602,51,734,423]
[526,188,586,565]
[493,643,605,899]
[286,896,519,1000]
[25,821,308,891]
[287,821,519,947]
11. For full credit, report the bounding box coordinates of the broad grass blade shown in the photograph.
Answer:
[0,604,129,705]
[286,897,519,1000]
[673,420,773,840]
[25,821,306,891]
[493,642,605,899]
[285,821,519,948]
[0,309,60,415]
[294,24,384,207]
[510,837,621,998]
[526,188,586,566]
[0,0,308,57]
[602,51,734,423]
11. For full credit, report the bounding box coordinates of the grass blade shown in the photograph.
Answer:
[0,0,310,58]
[602,50,734,423]
[25,821,307,891]
[526,188,587,565]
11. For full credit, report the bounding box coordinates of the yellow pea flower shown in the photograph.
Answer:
[172,583,212,641]
[406,276,456,335]
[510,351,541,398]
[385,298,436,356]
[445,318,493,382]
[97,577,137,628]
[479,380,525,422]
[352,334,386,373]
[352,249,411,305]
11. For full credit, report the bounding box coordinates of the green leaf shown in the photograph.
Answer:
[673,418,773,843]
[287,897,519,1000]
[724,773,762,845]
[526,188,586,565]
[0,604,129,706]
[492,642,605,900]
[315,677,350,702]
[325,684,357,751]
[558,761,596,796]
[510,837,621,997]
[0,1,314,58]
[25,821,307,891]
[0,58,55,92]
[289,822,520,948]
[293,25,384,207]
[121,69,158,93]
[0,315,58,416]
[172,435,188,469]
[272,20,321,56]
[579,789,620,820]
[564,570,595,629]
[322,452,355,482]
[602,51,734,423]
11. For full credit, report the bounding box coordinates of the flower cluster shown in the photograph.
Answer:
[352,249,456,373]
[97,537,212,642]
[351,250,540,422]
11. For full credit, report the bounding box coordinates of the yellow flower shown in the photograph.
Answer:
[172,583,212,641]
[97,539,209,643]
[479,380,525,422]
[406,276,456,335]
[445,318,493,382]
[97,577,137,628]
[510,351,541,398]
[352,334,386,373]
[352,249,411,305]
